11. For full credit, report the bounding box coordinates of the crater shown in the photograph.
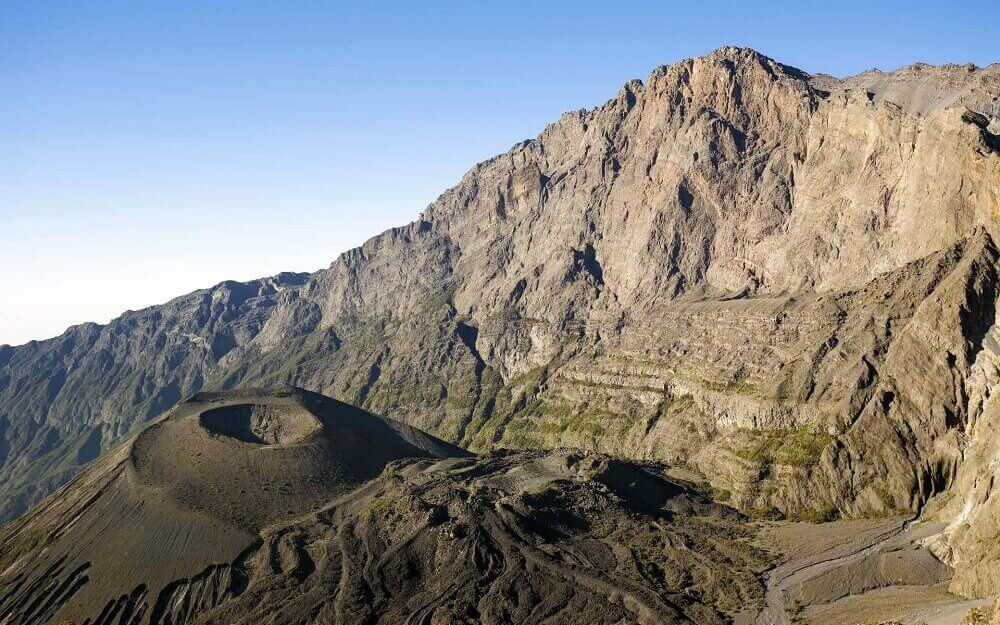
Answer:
[199,403,319,445]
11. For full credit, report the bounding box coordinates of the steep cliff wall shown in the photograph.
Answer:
[2,47,999,593]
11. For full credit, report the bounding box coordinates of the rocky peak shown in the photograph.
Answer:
[0,47,998,601]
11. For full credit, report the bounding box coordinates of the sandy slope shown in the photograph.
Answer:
[0,387,466,624]
[0,388,772,625]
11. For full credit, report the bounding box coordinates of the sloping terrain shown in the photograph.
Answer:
[2,46,1000,602]
[0,388,770,625]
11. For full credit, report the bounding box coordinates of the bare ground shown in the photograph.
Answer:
[747,517,992,625]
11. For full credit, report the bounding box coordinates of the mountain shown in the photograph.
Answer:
[1,46,999,599]
[0,387,768,625]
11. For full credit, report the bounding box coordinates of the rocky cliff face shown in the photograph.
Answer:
[2,47,999,594]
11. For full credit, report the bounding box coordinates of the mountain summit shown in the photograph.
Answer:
[1,48,999,606]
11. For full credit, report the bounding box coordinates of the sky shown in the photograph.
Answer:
[2,1,998,346]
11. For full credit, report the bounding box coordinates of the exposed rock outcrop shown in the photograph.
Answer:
[1,47,999,596]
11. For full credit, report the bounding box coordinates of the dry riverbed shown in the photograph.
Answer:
[739,517,994,625]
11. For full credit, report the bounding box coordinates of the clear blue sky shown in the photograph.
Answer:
[2,1,997,346]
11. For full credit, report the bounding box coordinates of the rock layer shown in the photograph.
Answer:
[1,47,999,595]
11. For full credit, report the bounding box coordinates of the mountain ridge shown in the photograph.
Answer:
[7,47,999,350]
[2,46,999,601]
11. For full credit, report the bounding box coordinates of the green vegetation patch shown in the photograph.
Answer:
[788,506,841,524]
[0,526,52,573]
[563,377,665,394]
[698,369,758,395]
[723,428,834,468]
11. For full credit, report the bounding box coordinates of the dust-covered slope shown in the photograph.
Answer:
[0,388,769,625]
[0,387,465,623]
[1,47,999,596]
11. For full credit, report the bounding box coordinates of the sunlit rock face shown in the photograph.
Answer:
[1,47,999,595]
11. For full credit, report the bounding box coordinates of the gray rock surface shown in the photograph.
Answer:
[0,388,767,625]
[2,46,999,596]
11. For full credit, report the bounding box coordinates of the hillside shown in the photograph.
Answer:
[0,388,769,625]
[2,46,999,598]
